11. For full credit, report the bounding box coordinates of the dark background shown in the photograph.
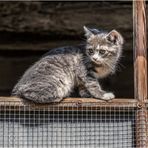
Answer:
[0,1,144,98]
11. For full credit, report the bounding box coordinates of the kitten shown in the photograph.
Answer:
[11,26,124,103]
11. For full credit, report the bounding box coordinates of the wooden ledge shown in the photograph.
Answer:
[0,97,138,109]
[0,96,136,103]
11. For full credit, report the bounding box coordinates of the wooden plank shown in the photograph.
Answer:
[0,2,132,40]
[0,96,136,103]
[133,0,147,103]
[133,0,148,147]
[0,96,137,108]
[0,96,139,112]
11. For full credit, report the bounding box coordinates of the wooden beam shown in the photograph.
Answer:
[0,97,138,109]
[133,0,148,148]
[133,0,147,103]
[0,96,135,103]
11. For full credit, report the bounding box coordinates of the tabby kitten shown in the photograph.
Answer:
[12,26,124,103]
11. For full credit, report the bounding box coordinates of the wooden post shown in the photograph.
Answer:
[133,0,148,147]
[133,0,147,102]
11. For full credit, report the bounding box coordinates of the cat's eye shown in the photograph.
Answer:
[88,49,94,54]
[99,49,106,55]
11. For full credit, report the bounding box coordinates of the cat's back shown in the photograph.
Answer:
[43,44,85,57]
[14,45,85,85]
[41,44,85,68]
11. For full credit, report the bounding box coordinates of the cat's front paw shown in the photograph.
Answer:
[102,92,115,101]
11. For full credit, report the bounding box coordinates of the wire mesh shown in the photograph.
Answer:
[0,102,136,148]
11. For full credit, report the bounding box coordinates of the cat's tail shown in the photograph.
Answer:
[11,84,63,104]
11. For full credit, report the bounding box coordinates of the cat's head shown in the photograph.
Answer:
[84,26,124,69]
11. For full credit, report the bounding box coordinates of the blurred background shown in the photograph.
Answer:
[0,1,141,98]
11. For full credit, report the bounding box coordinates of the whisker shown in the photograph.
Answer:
[103,61,115,72]
[118,63,125,69]
[80,37,86,41]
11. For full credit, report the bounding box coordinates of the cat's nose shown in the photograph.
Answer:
[92,57,97,61]
[92,54,98,61]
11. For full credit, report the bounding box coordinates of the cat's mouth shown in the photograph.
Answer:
[92,61,103,67]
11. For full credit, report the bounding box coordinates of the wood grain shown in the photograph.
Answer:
[0,96,138,109]
[133,0,148,147]
[133,0,147,102]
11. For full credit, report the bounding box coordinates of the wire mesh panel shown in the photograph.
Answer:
[0,102,136,148]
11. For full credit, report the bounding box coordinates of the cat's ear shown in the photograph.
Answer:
[106,30,124,45]
[83,26,95,39]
